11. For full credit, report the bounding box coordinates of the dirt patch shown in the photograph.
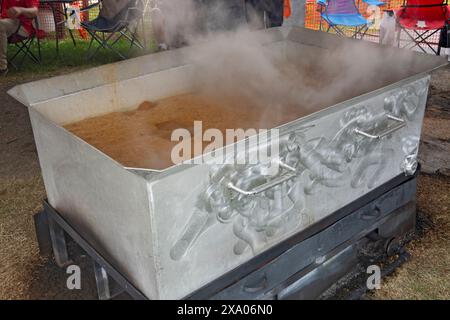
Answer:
[370,65,450,299]
[0,77,47,298]
[419,66,450,176]
[0,176,44,299]
[0,73,97,299]
[371,174,450,299]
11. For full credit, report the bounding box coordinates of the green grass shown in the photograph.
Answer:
[7,32,159,77]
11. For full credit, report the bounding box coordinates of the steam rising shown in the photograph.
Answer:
[156,0,423,128]
[64,1,435,170]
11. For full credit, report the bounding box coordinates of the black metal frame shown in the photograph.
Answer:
[34,167,419,300]
[81,0,145,60]
[8,18,42,70]
[397,0,450,55]
[187,170,418,299]
[37,201,147,300]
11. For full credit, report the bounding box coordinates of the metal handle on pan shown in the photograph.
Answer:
[354,114,406,139]
[227,162,298,196]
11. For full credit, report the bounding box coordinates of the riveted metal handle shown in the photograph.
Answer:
[243,275,267,293]
[354,114,406,139]
[227,161,298,196]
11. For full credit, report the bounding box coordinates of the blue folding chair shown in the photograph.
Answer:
[362,0,385,6]
[317,0,371,39]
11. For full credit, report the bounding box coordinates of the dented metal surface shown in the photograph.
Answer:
[8,27,447,299]
[171,77,430,265]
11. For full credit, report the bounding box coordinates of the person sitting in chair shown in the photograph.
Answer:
[149,0,200,50]
[98,0,134,23]
[148,0,281,50]
[83,0,135,32]
[0,0,39,75]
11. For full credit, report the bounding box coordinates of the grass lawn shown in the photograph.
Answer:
[7,32,159,79]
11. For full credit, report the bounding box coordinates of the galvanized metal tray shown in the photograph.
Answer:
[9,27,448,299]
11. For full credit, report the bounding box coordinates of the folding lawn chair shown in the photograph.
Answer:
[361,0,385,6]
[396,0,450,55]
[8,19,42,70]
[317,0,371,39]
[81,0,145,60]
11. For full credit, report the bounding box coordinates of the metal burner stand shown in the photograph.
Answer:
[34,171,418,300]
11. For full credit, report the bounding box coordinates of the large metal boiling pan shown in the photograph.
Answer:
[9,27,447,299]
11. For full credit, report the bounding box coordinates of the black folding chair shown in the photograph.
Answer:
[81,0,145,60]
[8,19,42,70]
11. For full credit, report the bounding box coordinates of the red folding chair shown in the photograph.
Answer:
[396,0,450,55]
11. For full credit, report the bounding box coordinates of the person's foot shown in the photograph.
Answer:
[0,68,8,76]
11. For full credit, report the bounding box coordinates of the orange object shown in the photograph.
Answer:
[71,1,89,39]
[284,0,292,18]
[78,28,88,40]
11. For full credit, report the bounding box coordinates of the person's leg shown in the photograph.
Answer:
[197,0,245,32]
[245,0,265,30]
[0,18,21,71]
[265,0,284,28]
[157,0,190,48]
[149,6,167,49]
